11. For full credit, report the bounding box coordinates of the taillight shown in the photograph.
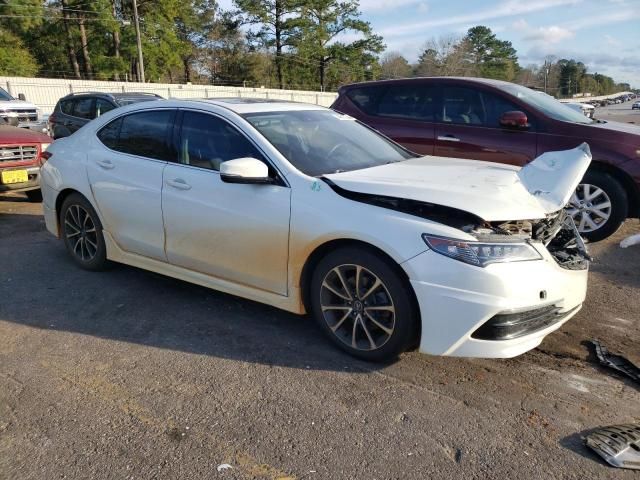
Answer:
[40,144,52,165]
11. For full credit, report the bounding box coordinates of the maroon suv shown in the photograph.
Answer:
[0,125,51,202]
[331,77,640,241]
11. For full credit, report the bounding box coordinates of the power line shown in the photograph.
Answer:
[2,2,107,16]
[0,13,108,22]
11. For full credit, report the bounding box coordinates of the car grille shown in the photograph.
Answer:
[0,145,39,163]
[0,109,38,122]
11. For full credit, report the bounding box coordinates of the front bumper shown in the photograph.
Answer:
[0,166,40,193]
[402,246,588,358]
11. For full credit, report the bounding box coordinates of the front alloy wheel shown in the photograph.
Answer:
[310,247,417,361]
[320,264,396,351]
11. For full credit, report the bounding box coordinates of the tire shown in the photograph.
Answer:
[25,189,42,203]
[567,171,628,242]
[59,193,108,271]
[309,246,418,362]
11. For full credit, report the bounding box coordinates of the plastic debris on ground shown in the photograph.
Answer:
[620,233,640,248]
[585,424,640,470]
[590,339,640,385]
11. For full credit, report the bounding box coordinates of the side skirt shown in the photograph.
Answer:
[103,231,305,315]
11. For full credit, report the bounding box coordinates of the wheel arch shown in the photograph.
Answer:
[589,161,640,218]
[299,238,422,346]
[54,188,101,232]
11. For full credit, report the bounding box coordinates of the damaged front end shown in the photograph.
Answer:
[464,209,591,270]
[325,179,590,270]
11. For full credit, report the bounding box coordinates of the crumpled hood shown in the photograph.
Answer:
[324,143,592,221]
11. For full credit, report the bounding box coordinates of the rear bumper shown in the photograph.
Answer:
[402,247,588,358]
[43,193,59,237]
[0,166,40,193]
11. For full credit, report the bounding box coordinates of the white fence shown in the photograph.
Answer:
[0,76,338,114]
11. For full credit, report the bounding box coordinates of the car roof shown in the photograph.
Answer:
[142,98,328,114]
[338,76,517,92]
[60,92,162,101]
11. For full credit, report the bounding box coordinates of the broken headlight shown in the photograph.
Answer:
[422,234,542,267]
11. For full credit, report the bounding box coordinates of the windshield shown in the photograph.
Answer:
[244,110,414,176]
[500,84,594,125]
[0,87,14,101]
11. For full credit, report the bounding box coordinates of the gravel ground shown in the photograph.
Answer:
[1,115,639,478]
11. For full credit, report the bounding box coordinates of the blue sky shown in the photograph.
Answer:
[219,0,640,87]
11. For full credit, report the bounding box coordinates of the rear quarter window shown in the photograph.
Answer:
[102,110,176,161]
[97,117,123,150]
[60,100,74,115]
[346,87,384,115]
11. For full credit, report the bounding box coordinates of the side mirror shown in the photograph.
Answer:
[18,93,26,101]
[220,157,272,184]
[499,110,529,129]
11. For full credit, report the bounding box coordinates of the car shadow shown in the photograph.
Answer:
[0,192,31,202]
[0,208,389,373]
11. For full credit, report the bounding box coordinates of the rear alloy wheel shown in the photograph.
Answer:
[60,194,108,271]
[310,247,417,362]
[566,171,627,242]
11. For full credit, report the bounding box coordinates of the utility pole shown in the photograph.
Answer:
[543,60,550,94]
[132,0,145,83]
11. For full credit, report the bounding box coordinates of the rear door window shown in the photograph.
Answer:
[95,98,116,118]
[73,98,95,119]
[440,86,485,125]
[376,85,438,121]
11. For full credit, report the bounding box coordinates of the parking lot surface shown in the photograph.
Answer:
[594,101,640,124]
[2,99,640,479]
[1,191,638,480]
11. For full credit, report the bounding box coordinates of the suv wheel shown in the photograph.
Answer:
[25,189,42,203]
[60,194,108,271]
[310,247,417,362]
[567,171,628,242]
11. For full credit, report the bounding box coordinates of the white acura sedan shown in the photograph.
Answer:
[41,99,591,361]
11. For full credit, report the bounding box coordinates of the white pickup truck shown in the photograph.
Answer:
[0,86,48,133]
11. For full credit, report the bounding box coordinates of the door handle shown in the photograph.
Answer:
[437,134,460,142]
[166,178,192,191]
[95,159,114,169]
